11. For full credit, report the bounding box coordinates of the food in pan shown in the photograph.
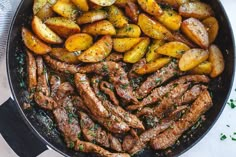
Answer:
[22,0,224,156]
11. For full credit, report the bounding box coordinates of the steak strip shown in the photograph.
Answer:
[128,58,146,79]
[49,75,61,98]
[34,92,58,110]
[26,50,37,94]
[100,81,119,106]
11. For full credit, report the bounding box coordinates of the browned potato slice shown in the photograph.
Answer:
[138,14,173,40]
[107,5,128,28]
[113,38,142,53]
[208,44,224,78]
[123,38,150,63]
[22,27,51,55]
[45,17,80,38]
[33,0,47,14]
[179,1,213,19]
[179,48,209,71]
[137,0,163,17]
[202,17,219,44]
[136,57,171,74]
[125,1,139,23]
[52,0,78,19]
[82,20,116,36]
[172,32,197,48]
[65,33,93,51]
[72,0,89,12]
[176,0,189,5]
[77,10,108,25]
[90,0,116,6]
[190,61,212,75]
[36,2,55,21]
[78,35,112,62]
[32,16,63,44]
[181,18,209,49]
[156,0,179,9]
[116,24,141,38]
[88,1,103,10]
[115,0,137,7]
[50,48,81,64]
[146,40,165,62]
[157,9,182,31]
[157,41,190,58]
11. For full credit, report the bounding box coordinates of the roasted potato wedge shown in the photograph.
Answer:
[72,0,89,12]
[52,0,78,19]
[82,20,116,36]
[88,1,103,10]
[208,44,224,78]
[179,1,213,19]
[22,27,51,54]
[176,0,189,5]
[181,18,209,49]
[125,1,139,23]
[138,14,173,40]
[89,0,116,6]
[172,32,197,48]
[33,0,47,15]
[137,0,163,17]
[116,24,141,38]
[77,10,108,25]
[113,38,142,53]
[202,17,219,44]
[45,17,80,38]
[157,9,182,31]
[78,35,112,62]
[107,5,128,28]
[179,48,209,71]
[32,16,63,44]
[114,0,137,7]
[156,0,179,9]
[123,38,150,63]
[157,41,190,58]
[50,48,81,64]
[136,57,171,74]
[36,2,55,21]
[146,40,165,62]
[65,33,93,51]
[190,61,212,75]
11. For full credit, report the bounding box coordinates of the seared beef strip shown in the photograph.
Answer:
[56,82,74,99]
[26,50,37,94]
[100,81,119,106]
[78,61,138,104]
[108,133,123,152]
[49,75,61,98]
[150,90,213,150]
[128,58,146,79]
[75,73,109,118]
[135,61,182,99]
[106,52,124,62]
[34,92,58,110]
[122,135,137,152]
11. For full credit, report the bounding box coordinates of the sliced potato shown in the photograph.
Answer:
[190,61,212,75]
[113,38,142,53]
[181,18,209,49]
[125,1,139,23]
[78,35,112,62]
[52,0,78,19]
[65,33,93,51]
[107,5,128,28]
[179,48,209,71]
[88,1,103,10]
[72,0,89,12]
[45,17,80,38]
[32,16,63,44]
[115,0,137,7]
[22,27,51,54]
[179,1,213,19]
[157,41,190,58]
[33,0,47,14]
[156,0,179,9]
[82,20,116,36]
[202,17,219,44]
[146,40,165,62]
[89,0,116,6]
[123,38,150,63]
[157,9,182,31]
[36,2,55,21]
[77,10,107,25]
[50,48,81,64]
[116,24,141,38]
[208,44,224,78]
[136,57,171,74]
[137,0,163,17]
[138,14,173,40]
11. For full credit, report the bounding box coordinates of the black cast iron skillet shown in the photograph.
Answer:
[0,0,234,157]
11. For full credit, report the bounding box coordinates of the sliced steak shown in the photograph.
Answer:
[150,90,213,150]
[26,50,37,94]
[128,58,146,79]
[100,81,119,106]
[108,133,123,152]
[56,82,74,99]
[49,75,61,98]
[34,92,58,110]
[106,52,124,62]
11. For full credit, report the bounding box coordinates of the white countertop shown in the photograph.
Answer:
[0,0,236,157]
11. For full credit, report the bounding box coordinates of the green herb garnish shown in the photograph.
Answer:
[220,133,227,141]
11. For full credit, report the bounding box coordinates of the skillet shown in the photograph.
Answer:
[0,0,234,156]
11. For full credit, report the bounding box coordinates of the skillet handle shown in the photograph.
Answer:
[0,98,48,157]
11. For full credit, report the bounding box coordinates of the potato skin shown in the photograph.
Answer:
[50,48,80,64]
[72,0,89,12]
[190,61,212,75]
[65,33,93,51]
[202,17,219,44]
[208,45,224,78]
[89,0,116,6]
[52,0,78,19]
[77,10,108,25]
[179,48,209,71]
[125,1,139,23]
[146,40,165,62]
[35,2,55,21]
[123,38,150,63]
[113,38,142,53]
[137,0,163,17]
[22,27,51,55]
[116,24,141,38]
[181,18,209,49]
[78,35,112,62]
[107,5,128,28]
[33,0,47,15]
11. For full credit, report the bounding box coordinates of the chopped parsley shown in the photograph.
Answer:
[155,78,162,84]
[227,99,236,109]
[78,144,84,151]
[69,141,75,148]
[220,133,227,141]
[120,83,129,89]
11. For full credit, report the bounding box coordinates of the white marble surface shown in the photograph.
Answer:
[0,0,236,157]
